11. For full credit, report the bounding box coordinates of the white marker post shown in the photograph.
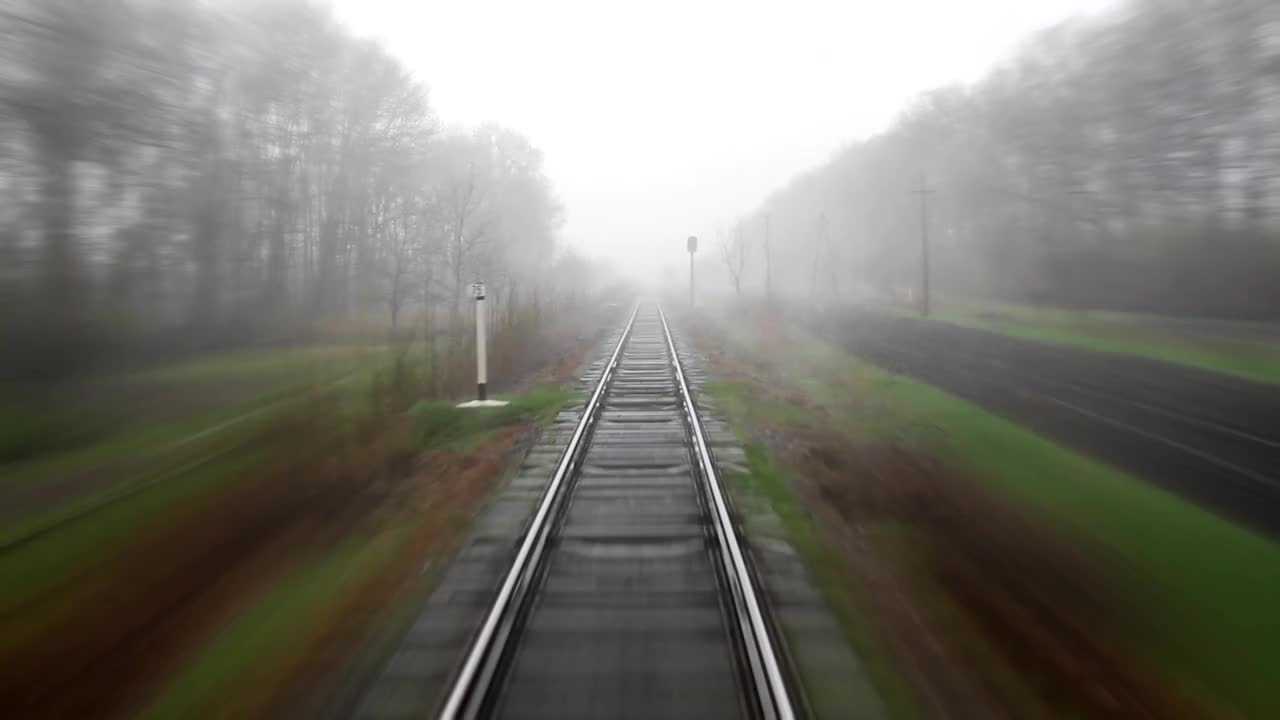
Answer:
[473,281,488,399]
[458,281,508,409]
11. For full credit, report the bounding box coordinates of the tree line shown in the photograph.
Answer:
[0,0,580,379]
[729,0,1280,319]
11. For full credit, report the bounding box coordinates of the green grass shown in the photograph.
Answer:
[0,359,560,621]
[3,386,294,490]
[0,449,262,646]
[863,366,1280,717]
[0,399,106,465]
[707,328,935,447]
[0,347,398,635]
[0,413,280,552]
[1,344,395,550]
[124,344,383,385]
[313,549,454,718]
[935,301,1280,386]
[710,381,820,430]
[138,531,405,720]
[710,424,916,720]
[708,314,1280,717]
[138,380,579,719]
[409,383,573,450]
[1,333,574,717]
[0,344,388,472]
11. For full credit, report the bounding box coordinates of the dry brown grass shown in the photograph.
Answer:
[1,307,611,720]
[0,398,416,718]
[259,426,529,719]
[790,434,1211,718]
[683,311,1222,719]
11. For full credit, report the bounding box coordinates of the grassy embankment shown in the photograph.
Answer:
[0,332,576,718]
[1,345,392,607]
[927,301,1280,386]
[697,310,1280,719]
[137,385,572,719]
[1,345,387,543]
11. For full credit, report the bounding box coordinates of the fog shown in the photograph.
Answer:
[333,0,1118,281]
[2,0,1278,382]
[5,3,1280,716]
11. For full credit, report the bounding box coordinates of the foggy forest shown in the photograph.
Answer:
[723,0,1280,317]
[3,1,1280,719]
[1,0,588,384]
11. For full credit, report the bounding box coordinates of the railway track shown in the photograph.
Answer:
[437,304,796,720]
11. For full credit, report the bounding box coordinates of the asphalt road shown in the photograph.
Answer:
[817,310,1280,537]
[1137,314,1280,344]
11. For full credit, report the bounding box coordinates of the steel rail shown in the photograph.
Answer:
[436,305,640,720]
[657,305,797,720]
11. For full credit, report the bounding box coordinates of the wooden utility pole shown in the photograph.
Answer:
[914,175,935,317]
[687,235,698,306]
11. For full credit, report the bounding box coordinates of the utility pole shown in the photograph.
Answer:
[914,175,935,317]
[687,235,698,306]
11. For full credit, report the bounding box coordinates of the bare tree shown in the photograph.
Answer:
[719,224,750,296]
[0,0,566,378]
[740,0,1280,318]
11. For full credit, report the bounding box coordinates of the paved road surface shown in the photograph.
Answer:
[820,310,1280,536]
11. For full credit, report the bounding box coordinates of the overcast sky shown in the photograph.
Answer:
[331,0,1117,279]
